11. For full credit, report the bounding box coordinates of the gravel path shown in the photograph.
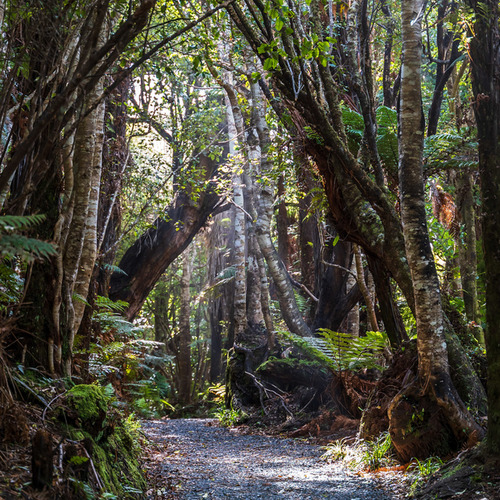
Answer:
[142,418,402,499]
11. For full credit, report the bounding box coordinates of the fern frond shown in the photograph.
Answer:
[0,214,46,231]
[0,234,57,260]
[101,263,128,275]
[286,329,389,372]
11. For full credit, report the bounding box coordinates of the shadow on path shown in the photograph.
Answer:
[142,418,399,499]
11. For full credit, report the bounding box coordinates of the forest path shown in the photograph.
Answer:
[142,418,403,499]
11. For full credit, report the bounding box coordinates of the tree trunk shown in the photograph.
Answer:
[251,82,311,338]
[467,0,500,455]
[224,89,248,337]
[389,0,482,460]
[353,244,378,332]
[178,249,192,405]
[277,175,290,270]
[455,170,481,333]
[312,235,362,332]
[367,255,409,348]
[109,153,223,320]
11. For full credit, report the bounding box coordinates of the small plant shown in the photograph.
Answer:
[209,388,244,427]
[322,432,396,472]
[360,432,394,471]
[0,214,56,260]
[321,438,351,462]
[408,456,443,495]
[213,407,244,427]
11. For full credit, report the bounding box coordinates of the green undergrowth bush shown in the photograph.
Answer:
[322,431,444,494]
[74,295,174,418]
[206,383,246,426]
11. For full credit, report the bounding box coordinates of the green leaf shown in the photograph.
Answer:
[251,71,261,82]
[263,57,278,71]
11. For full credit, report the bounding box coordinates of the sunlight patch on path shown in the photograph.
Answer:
[142,418,396,499]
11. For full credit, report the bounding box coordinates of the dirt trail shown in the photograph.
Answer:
[142,418,403,499]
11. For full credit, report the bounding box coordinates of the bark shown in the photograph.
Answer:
[346,0,384,186]
[178,249,192,405]
[297,159,319,300]
[342,258,360,336]
[72,24,108,336]
[426,1,461,137]
[207,213,233,383]
[61,15,109,374]
[251,82,311,337]
[312,236,362,332]
[380,0,397,108]
[467,0,500,454]
[276,175,290,269]
[400,0,446,385]
[257,247,274,347]
[455,171,481,331]
[109,153,223,320]
[393,0,482,455]
[366,255,409,348]
[224,89,248,337]
[353,244,378,332]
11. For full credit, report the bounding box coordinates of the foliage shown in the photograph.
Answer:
[424,132,478,174]
[287,329,389,372]
[206,383,245,425]
[0,214,56,260]
[408,456,444,495]
[65,384,147,498]
[213,407,245,427]
[322,432,397,472]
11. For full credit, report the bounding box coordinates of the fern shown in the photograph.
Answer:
[286,329,389,372]
[94,295,129,313]
[0,214,56,260]
[101,263,128,275]
[424,133,478,173]
[0,214,47,231]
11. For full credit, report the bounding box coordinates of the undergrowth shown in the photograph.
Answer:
[208,383,246,426]
[321,431,444,495]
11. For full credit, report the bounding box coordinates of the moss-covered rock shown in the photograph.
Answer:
[63,385,146,498]
[67,384,107,436]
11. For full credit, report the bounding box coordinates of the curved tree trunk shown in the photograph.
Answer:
[109,153,223,320]
[251,81,311,338]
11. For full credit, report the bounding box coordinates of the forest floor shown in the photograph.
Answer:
[141,418,408,499]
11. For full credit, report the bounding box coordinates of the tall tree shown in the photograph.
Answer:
[467,0,500,454]
[177,248,193,405]
[388,0,481,459]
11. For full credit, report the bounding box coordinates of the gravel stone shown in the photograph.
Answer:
[142,418,400,499]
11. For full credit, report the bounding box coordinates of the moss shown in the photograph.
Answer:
[63,386,146,498]
[67,384,108,427]
[440,461,467,480]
